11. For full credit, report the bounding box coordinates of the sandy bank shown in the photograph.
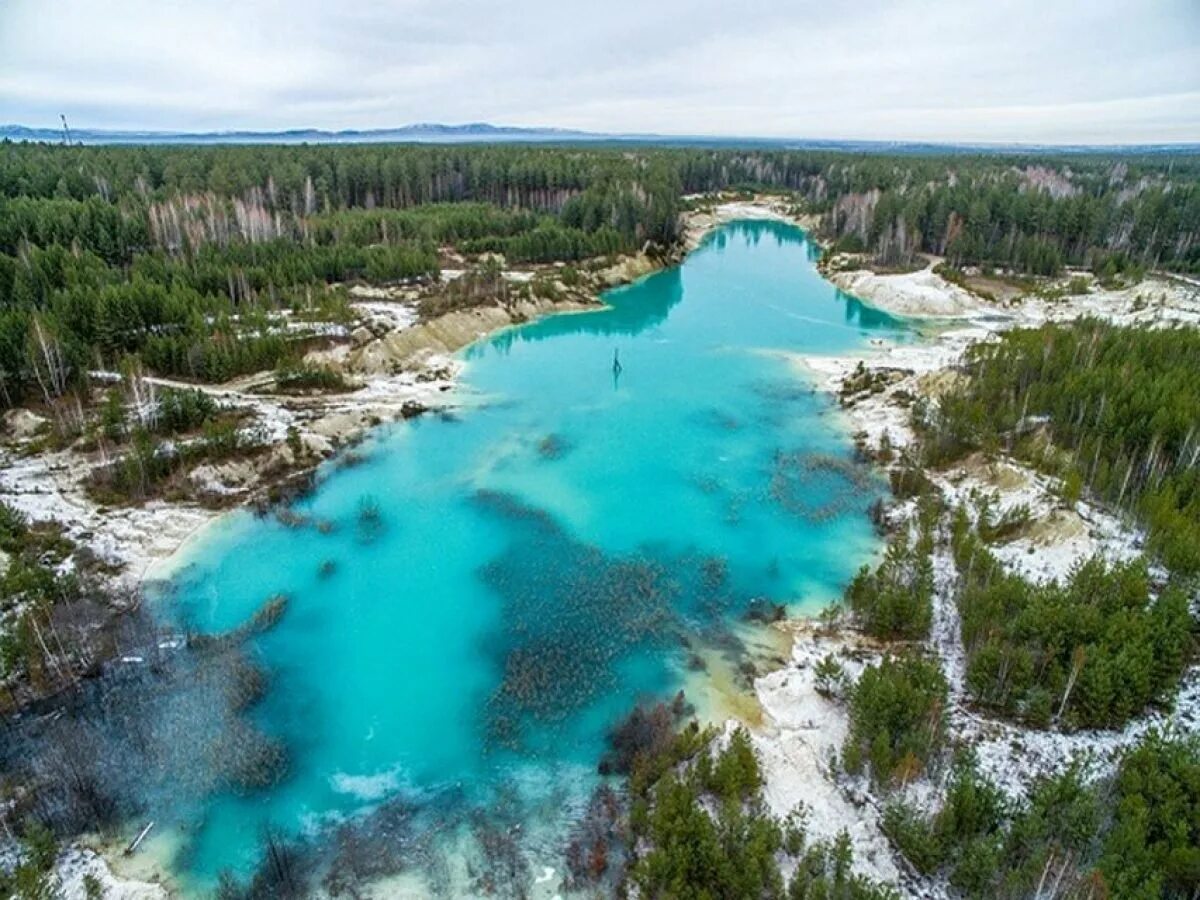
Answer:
[54,846,170,900]
[682,195,820,252]
[825,256,1200,324]
[753,622,903,885]
[346,295,600,374]
[827,262,984,318]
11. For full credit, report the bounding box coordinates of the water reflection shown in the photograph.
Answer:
[471,267,685,358]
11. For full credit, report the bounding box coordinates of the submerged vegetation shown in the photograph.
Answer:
[0,600,290,845]
[475,489,685,747]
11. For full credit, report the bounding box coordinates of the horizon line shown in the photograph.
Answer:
[4,121,1199,151]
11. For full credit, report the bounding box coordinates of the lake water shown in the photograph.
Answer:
[152,219,910,890]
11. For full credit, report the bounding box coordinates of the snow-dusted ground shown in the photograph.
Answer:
[825,261,1200,326]
[753,624,900,884]
[349,299,419,333]
[0,445,217,594]
[961,668,1200,802]
[931,455,1145,585]
[6,202,1199,897]
[55,847,169,900]
[748,267,1200,894]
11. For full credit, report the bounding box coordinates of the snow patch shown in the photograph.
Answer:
[55,847,168,900]
[753,624,906,886]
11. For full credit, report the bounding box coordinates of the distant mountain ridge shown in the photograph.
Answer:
[0,121,598,145]
[2,122,1197,154]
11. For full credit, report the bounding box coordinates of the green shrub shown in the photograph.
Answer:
[955,527,1192,729]
[1099,732,1200,899]
[274,363,347,393]
[844,528,934,640]
[845,653,947,786]
[157,387,218,433]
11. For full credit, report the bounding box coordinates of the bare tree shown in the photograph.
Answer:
[1057,646,1087,722]
[28,314,69,403]
[121,356,157,430]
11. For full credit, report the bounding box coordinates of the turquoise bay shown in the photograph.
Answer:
[153,219,911,887]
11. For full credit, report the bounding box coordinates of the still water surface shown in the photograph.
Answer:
[156,219,911,886]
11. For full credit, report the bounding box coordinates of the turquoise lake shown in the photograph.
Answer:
[153,219,911,889]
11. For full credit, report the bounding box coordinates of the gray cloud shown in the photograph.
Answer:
[1,0,1197,142]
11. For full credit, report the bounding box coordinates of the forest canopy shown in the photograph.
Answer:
[1,141,1198,406]
[916,320,1200,575]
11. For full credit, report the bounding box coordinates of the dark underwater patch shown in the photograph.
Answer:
[473,490,679,749]
[536,433,573,460]
[471,490,780,753]
[767,450,875,522]
[0,604,290,841]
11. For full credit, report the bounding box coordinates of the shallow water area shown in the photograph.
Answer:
[147,219,913,891]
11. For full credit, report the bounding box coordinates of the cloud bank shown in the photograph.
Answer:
[1,0,1198,143]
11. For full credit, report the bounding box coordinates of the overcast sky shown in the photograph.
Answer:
[1,0,1198,143]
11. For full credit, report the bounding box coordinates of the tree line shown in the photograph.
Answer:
[883,732,1200,899]
[915,320,1200,575]
[1,142,1198,406]
[0,143,695,405]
